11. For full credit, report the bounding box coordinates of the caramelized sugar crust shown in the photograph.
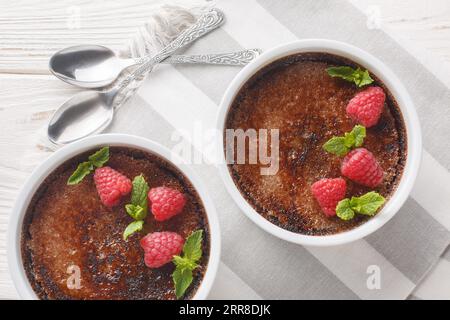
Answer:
[22,147,209,300]
[225,52,406,235]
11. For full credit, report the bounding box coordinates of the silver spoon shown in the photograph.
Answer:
[50,45,261,88]
[48,8,225,145]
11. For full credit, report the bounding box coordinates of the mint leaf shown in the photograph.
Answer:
[357,69,374,87]
[67,161,94,185]
[182,230,203,262]
[343,132,355,149]
[336,199,355,220]
[336,191,385,220]
[124,175,149,221]
[327,66,356,81]
[67,147,110,185]
[122,175,149,240]
[323,125,366,156]
[351,125,366,147]
[130,175,149,213]
[171,229,203,299]
[173,255,197,270]
[350,191,385,216]
[124,175,149,220]
[323,137,349,156]
[125,204,146,220]
[173,266,194,299]
[123,220,144,240]
[326,66,374,87]
[88,147,109,168]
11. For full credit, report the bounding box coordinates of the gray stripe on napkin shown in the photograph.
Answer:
[173,28,243,104]
[106,95,175,147]
[257,0,450,169]
[443,246,450,262]
[366,198,450,283]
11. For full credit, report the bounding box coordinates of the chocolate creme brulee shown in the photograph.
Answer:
[21,147,209,299]
[225,52,406,235]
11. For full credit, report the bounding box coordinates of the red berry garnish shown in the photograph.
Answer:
[93,166,132,207]
[346,86,385,127]
[140,232,184,268]
[148,187,186,221]
[311,178,347,217]
[341,148,383,188]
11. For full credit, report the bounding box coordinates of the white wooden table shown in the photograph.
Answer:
[1,0,449,299]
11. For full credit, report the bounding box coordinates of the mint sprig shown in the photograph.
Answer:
[88,147,110,168]
[172,230,203,299]
[67,161,93,185]
[323,125,366,156]
[336,191,385,220]
[67,147,109,185]
[125,204,145,220]
[123,220,144,240]
[129,175,148,213]
[123,174,149,240]
[326,66,374,87]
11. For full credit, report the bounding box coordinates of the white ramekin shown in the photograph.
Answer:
[8,134,221,299]
[217,39,422,246]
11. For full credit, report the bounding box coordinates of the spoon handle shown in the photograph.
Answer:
[161,49,261,66]
[116,8,225,93]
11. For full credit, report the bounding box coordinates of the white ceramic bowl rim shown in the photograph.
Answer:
[7,134,221,299]
[217,39,422,246]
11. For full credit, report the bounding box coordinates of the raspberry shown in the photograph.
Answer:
[311,178,347,217]
[140,232,184,268]
[148,187,186,221]
[346,86,385,128]
[341,148,383,188]
[93,166,132,207]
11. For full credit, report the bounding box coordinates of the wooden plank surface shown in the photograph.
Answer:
[0,0,449,299]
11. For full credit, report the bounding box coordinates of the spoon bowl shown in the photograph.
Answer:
[47,91,115,144]
[49,45,129,88]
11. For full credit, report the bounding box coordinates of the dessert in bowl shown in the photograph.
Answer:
[8,134,220,299]
[217,40,421,246]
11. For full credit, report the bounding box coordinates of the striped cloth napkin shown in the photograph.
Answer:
[54,0,450,299]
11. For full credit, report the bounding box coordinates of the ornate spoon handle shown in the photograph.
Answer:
[116,8,225,93]
[162,49,261,65]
